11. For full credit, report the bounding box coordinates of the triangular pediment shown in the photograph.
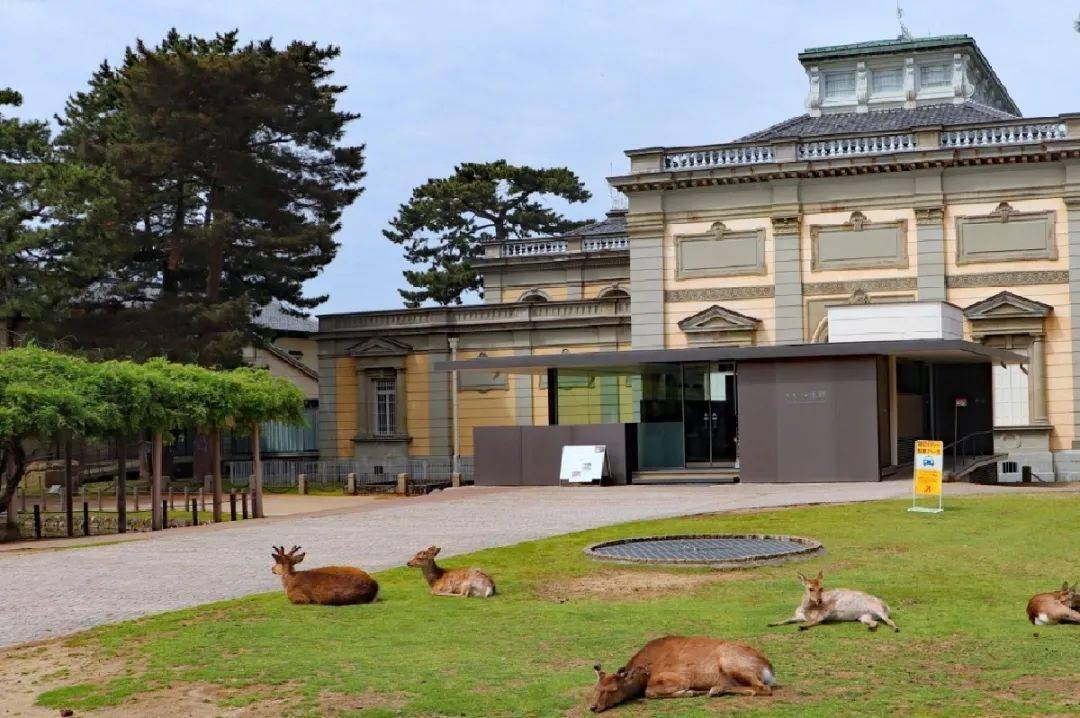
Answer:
[963,291,1052,320]
[678,305,761,333]
[347,336,412,357]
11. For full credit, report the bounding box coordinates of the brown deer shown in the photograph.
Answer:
[769,570,898,632]
[270,545,379,605]
[588,636,775,712]
[407,546,495,598]
[1026,582,1080,625]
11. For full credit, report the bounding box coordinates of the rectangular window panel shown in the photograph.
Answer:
[992,363,1028,426]
[373,377,396,436]
[920,64,950,88]
[824,71,855,98]
[871,67,903,94]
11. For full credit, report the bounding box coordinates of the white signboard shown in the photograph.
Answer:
[559,445,607,484]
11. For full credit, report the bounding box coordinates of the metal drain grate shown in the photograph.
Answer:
[585,534,821,566]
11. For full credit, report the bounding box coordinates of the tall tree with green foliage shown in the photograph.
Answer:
[384,160,592,307]
[52,29,365,366]
[0,89,114,348]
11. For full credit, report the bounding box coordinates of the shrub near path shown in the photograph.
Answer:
[5,494,1079,717]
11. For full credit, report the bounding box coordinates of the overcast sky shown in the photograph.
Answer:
[4,1,1079,315]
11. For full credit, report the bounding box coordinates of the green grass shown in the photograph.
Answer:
[36,494,1080,717]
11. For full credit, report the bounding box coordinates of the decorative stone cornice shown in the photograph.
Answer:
[945,270,1068,288]
[963,290,1053,319]
[665,286,774,303]
[771,215,801,236]
[802,277,917,297]
[677,304,761,347]
[914,206,945,226]
[625,212,665,237]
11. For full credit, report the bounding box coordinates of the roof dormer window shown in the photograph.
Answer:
[919,63,950,88]
[824,70,856,99]
[871,67,903,95]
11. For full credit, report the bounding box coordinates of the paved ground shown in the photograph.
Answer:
[0,481,1033,647]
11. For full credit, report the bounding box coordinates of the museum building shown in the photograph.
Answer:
[317,35,1080,484]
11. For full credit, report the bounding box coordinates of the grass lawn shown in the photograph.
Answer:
[28,493,1080,717]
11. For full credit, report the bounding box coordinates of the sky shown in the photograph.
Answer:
[3,1,1079,315]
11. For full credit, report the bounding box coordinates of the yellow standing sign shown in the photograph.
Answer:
[909,439,944,513]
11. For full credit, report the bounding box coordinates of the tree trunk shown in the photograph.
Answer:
[116,435,127,533]
[0,440,27,542]
[251,423,264,519]
[211,428,222,522]
[64,438,74,538]
[151,431,163,531]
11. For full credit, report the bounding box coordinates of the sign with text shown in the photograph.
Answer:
[909,439,944,513]
[559,445,608,484]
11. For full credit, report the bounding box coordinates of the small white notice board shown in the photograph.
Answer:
[559,445,609,484]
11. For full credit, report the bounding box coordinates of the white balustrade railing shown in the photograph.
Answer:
[664,145,774,170]
[940,122,1067,148]
[582,236,629,251]
[501,240,567,257]
[798,133,916,159]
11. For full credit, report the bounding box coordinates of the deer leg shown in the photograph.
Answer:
[877,613,900,632]
[768,615,803,627]
[1055,608,1080,624]
[710,671,768,697]
[645,672,702,699]
[858,613,879,631]
[798,615,826,631]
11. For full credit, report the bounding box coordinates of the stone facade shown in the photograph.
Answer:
[318,34,1080,480]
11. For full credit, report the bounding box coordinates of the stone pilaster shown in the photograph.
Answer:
[1068,198,1080,448]
[628,211,666,349]
[427,348,451,455]
[915,206,946,302]
[513,347,533,425]
[316,352,338,457]
[771,214,803,344]
[1029,334,1049,425]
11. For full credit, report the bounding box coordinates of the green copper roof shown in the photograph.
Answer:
[799,35,974,61]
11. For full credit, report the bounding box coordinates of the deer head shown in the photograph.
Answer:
[271,545,306,576]
[798,570,825,605]
[407,546,441,567]
[588,663,649,713]
[1055,581,1077,605]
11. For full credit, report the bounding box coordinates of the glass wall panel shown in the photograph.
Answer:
[637,364,684,469]
[556,370,638,425]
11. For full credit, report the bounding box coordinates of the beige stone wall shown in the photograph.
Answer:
[334,357,358,457]
[662,217,775,348]
[404,353,431,456]
[455,348,517,456]
[503,284,570,302]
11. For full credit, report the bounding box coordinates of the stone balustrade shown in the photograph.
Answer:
[939,122,1068,148]
[582,236,629,251]
[501,239,567,257]
[797,133,916,159]
[663,145,774,170]
[320,298,630,333]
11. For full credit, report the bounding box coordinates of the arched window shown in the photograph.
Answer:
[519,289,549,303]
[598,286,630,300]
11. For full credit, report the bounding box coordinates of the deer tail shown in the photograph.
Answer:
[760,666,776,687]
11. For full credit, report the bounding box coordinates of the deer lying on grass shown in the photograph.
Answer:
[769,570,898,632]
[1026,582,1080,625]
[588,636,775,713]
[407,546,495,598]
[271,545,379,605]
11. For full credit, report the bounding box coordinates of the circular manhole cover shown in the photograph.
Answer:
[584,534,821,568]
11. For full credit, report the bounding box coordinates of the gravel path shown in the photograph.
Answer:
[0,481,1015,647]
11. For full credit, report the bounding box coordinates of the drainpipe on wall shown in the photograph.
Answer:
[448,336,460,474]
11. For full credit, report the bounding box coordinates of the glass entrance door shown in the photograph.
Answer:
[682,363,738,467]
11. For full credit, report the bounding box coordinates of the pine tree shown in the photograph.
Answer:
[52,29,365,365]
[384,160,591,307]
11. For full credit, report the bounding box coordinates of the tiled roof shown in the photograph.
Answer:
[575,209,627,237]
[798,35,974,61]
[253,301,317,334]
[737,102,1018,142]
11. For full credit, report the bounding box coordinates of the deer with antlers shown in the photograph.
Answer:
[270,545,379,605]
[407,545,495,598]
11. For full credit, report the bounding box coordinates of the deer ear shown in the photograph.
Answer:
[815,570,823,581]
[797,572,808,584]
[292,553,306,564]
[593,663,604,679]
[1063,581,1070,592]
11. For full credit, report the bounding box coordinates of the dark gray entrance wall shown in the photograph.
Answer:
[474,424,635,486]
[738,357,882,483]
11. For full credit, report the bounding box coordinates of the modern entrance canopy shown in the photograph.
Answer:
[437,339,1024,375]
